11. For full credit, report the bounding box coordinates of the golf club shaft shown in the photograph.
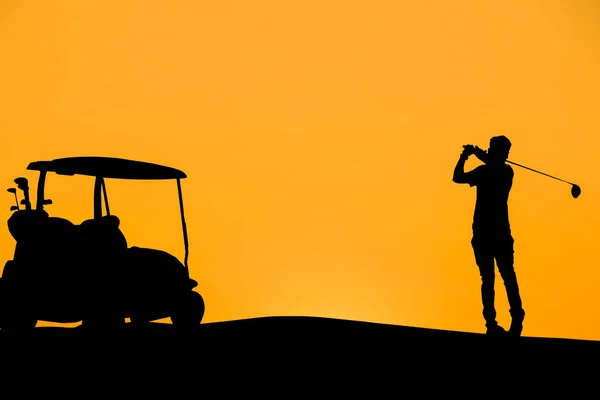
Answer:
[506,160,574,186]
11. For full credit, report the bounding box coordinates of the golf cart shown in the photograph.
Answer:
[0,156,205,331]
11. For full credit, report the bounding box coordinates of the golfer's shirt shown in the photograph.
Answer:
[464,163,514,237]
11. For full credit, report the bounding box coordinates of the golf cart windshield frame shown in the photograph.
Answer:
[26,157,190,274]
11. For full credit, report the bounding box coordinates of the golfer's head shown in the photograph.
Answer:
[489,135,511,162]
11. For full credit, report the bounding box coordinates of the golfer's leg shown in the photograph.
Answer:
[472,237,497,327]
[496,236,525,322]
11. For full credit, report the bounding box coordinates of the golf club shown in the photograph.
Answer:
[14,177,31,210]
[463,145,581,199]
[506,160,581,199]
[7,188,19,210]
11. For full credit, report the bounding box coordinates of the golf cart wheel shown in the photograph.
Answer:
[130,315,151,325]
[0,315,37,333]
[171,291,205,329]
[0,287,37,333]
[81,313,126,332]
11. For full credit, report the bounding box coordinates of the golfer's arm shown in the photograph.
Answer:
[452,155,469,183]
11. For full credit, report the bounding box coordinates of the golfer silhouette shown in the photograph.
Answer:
[452,135,525,337]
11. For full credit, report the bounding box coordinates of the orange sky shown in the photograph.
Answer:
[1,0,599,340]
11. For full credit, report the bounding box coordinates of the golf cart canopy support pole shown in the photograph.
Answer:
[36,170,47,210]
[92,176,110,218]
[177,178,190,278]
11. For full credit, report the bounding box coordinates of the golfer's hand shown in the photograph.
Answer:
[461,144,475,158]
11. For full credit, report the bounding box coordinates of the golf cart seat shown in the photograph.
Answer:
[78,215,128,251]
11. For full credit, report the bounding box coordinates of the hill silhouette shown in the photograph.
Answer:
[0,316,595,393]
[3,316,598,352]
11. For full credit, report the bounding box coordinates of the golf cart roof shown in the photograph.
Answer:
[27,156,187,180]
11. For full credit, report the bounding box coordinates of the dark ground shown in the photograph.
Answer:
[0,316,596,392]
[5,315,597,349]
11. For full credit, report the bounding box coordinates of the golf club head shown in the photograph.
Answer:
[7,188,16,194]
[14,177,28,190]
[571,184,581,199]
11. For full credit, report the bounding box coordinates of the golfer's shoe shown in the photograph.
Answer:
[508,310,525,338]
[485,324,506,336]
[508,321,523,338]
